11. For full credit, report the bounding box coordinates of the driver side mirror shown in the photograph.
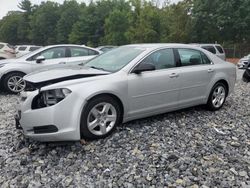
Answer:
[132,63,156,74]
[36,56,45,63]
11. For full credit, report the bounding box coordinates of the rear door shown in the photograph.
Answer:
[176,48,215,107]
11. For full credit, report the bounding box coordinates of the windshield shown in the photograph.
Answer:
[84,46,145,72]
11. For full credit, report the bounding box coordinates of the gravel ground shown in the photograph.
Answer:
[0,70,249,188]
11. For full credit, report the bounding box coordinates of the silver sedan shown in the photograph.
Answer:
[16,44,236,141]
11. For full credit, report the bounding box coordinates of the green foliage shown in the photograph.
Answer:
[0,0,249,46]
[126,2,161,43]
[29,1,60,45]
[160,0,192,43]
[0,12,23,44]
[191,0,250,44]
[56,0,81,43]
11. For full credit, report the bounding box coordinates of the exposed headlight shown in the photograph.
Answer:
[32,88,72,109]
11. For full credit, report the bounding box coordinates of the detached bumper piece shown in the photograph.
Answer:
[33,125,58,134]
[14,114,22,130]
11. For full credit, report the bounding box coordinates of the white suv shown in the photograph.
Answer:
[0,42,16,59]
[15,45,42,57]
[191,44,226,60]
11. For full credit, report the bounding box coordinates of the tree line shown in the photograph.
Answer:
[0,0,249,47]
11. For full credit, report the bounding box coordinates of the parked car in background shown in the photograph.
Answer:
[242,65,250,82]
[0,44,101,93]
[15,44,236,142]
[237,54,250,69]
[96,46,117,53]
[0,42,16,59]
[15,45,42,57]
[191,44,226,60]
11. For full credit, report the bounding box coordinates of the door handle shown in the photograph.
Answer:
[208,69,214,73]
[169,73,179,78]
[59,62,66,64]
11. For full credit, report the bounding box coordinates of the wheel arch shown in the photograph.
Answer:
[1,70,26,82]
[214,79,229,96]
[206,79,229,104]
[79,92,125,139]
[85,93,124,123]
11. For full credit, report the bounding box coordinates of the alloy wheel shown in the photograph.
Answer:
[7,76,26,93]
[87,102,117,136]
[212,86,226,108]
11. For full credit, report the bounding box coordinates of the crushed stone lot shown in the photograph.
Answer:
[0,73,250,187]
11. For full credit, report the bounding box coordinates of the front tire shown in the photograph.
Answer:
[207,82,227,111]
[80,96,122,140]
[3,72,26,94]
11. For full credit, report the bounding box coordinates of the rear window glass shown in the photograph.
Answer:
[30,47,40,51]
[0,44,4,49]
[178,48,204,66]
[201,46,216,54]
[215,45,224,53]
[18,47,27,51]
[88,49,99,55]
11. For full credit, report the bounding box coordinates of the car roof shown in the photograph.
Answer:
[45,44,100,51]
[17,45,42,47]
[191,43,223,46]
[124,43,204,50]
[97,45,117,48]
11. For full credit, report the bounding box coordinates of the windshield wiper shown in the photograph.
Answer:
[90,66,109,72]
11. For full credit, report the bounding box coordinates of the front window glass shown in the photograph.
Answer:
[34,47,66,60]
[140,48,175,70]
[84,46,145,72]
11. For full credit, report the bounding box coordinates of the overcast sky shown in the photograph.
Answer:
[0,0,182,19]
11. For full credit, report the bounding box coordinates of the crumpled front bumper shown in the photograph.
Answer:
[14,91,85,142]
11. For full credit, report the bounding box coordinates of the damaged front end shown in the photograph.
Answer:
[24,73,107,109]
[32,88,71,109]
[24,74,106,92]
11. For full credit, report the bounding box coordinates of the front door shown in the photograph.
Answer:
[30,46,68,71]
[127,48,181,118]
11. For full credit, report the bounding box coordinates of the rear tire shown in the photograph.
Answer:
[80,96,122,140]
[207,82,227,111]
[3,72,26,94]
